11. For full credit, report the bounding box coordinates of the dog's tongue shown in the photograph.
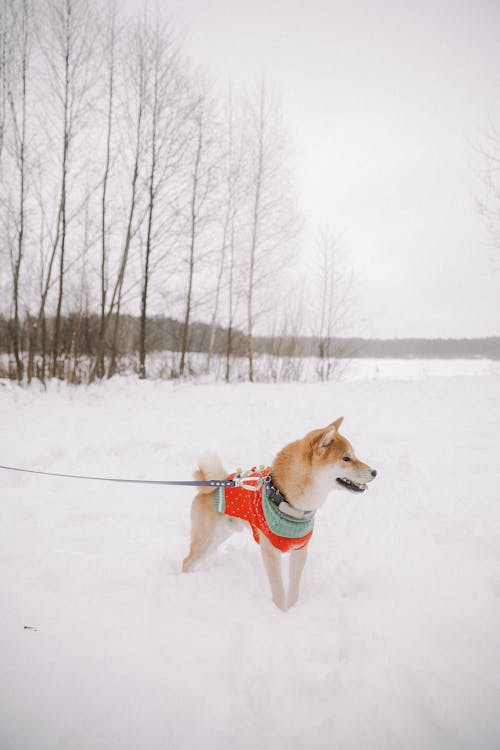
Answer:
[349,478,368,491]
[350,479,368,491]
[338,477,369,492]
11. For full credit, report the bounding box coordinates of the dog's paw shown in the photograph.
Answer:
[272,594,288,612]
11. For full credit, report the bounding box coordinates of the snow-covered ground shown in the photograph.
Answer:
[1,365,500,749]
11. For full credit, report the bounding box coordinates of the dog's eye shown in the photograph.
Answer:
[342,456,351,462]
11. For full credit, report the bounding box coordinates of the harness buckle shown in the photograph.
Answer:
[233,472,269,492]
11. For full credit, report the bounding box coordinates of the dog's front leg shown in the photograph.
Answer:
[259,533,286,611]
[287,546,308,609]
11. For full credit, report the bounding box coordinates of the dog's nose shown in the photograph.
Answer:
[371,469,377,478]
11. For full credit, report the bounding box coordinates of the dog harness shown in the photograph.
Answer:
[214,467,315,552]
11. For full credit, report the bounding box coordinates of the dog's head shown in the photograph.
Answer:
[310,417,377,493]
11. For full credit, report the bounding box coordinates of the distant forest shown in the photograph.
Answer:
[0,314,498,368]
[325,336,500,359]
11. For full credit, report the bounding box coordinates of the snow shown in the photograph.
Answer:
[1,366,500,749]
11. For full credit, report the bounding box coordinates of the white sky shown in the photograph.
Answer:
[146,0,500,338]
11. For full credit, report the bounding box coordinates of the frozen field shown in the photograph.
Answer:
[1,365,500,749]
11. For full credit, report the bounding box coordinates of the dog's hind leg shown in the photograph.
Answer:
[182,493,237,572]
[182,493,216,572]
[259,533,286,611]
[183,453,233,572]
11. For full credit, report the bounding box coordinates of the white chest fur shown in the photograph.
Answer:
[294,465,339,512]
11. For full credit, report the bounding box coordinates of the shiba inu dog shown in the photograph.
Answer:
[182,417,377,610]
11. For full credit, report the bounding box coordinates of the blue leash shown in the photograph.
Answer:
[0,464,268,491]
[0,464,236,488]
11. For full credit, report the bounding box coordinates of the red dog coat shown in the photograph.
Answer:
[214,467,314,553]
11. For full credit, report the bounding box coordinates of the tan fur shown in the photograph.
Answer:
[182,418,376,610]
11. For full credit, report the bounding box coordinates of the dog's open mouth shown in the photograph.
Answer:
[336,477,368,492]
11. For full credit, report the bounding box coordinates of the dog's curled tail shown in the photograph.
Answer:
[194,451,228,494]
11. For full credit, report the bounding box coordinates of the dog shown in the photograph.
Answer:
[182,417,377,610]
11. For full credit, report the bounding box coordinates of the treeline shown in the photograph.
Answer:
[0,312,349,382]
[255,335,500,359]
[335,337,500,359]
[0,314,497,381]
[0,314,248,382]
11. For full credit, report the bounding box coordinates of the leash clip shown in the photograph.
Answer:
[233,472,270,492]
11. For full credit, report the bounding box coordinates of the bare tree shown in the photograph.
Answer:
[0,0,12,166]
[311,227,353,380]
[206,181,229,372]
[36,0,97,377]
[245,86,264,383]
[105,15,148,378]
[476,125,500,258]
[138,21,187,379]
[64,187,93,383]
[207,86,244,374]
[3,0,31,382]
[224,206,238,381]
[243,80,299,382]
[93,0,118,380]
[179,83,218,377]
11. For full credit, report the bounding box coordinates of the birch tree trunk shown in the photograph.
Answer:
[179,98,204,378]
[246,84,265,383]
[95,2,117,380]
[6,0,31,383]
[106,19,146,378]
[244,80,299,382]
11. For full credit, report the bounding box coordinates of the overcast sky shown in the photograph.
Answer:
[140,0,500,338]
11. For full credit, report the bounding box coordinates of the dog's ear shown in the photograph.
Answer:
[319,417,344,447]
[331,416,344,431]
[319,429,335,448]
